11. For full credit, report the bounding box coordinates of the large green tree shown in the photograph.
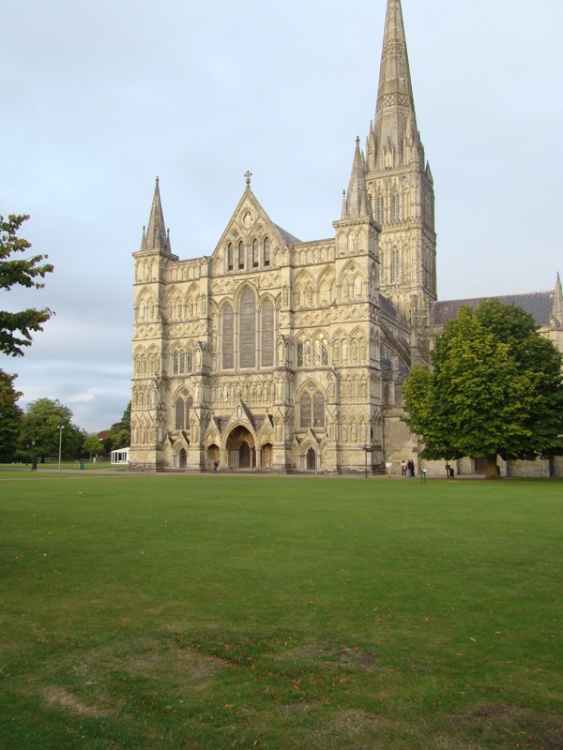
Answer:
[1,214,54,357]
[83,433,104,459]
[0,370,23,456]
[402,299,563,479]
[19,398,83,462]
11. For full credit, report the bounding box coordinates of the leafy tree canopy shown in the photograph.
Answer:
[83,433,104,458]
[402,299,563,478]
[1,214,54,357]
[19,398,82,461]
[0,370,23,455]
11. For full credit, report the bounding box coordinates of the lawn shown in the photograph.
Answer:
[0,474,561,749]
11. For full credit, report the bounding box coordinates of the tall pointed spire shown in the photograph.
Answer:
[342,137,372,220]
[373,0,420,170]
[143,177,170,254]
[364,0,436,339]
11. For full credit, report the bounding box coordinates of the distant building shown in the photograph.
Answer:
[130,0,562,476]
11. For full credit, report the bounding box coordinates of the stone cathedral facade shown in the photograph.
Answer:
[130,0,562,475]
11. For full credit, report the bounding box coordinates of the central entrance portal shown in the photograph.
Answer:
[226,426,256,469]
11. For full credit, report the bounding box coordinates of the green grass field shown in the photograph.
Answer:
[0,473,561,749]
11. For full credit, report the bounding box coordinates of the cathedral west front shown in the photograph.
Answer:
[129,0,562,476]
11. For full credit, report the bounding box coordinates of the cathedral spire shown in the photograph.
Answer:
[342,137,371,220]
[373,0,420,169]
[143,177,170,254]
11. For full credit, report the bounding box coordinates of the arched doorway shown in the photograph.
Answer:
[226,426,256,469]
[261,443,273,469]
[306,447,316,471]
[207,444,219,471]
[178,448,187,469]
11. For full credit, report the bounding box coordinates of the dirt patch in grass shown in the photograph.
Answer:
[312,709,399,747]
[126,644,232,689]
[41,685,114,718]
[449,704,563,750]
[277,643,382,672]
[69,636,232,693]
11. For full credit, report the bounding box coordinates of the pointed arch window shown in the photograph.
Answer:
[300,389,325,429]
[175,398,184,430]
[314,339,321,367]
[263,237,270,266]
[175,393,193,431]
[238,241,245,270]
[173,350,179,375]
[300,393,311,429]
[187,349,193,372]
[392,193,401,222]
[322,339,329,366]
[227,243,234,271]
[261,299,274,367]
[391,248,400,283]
[313,392,325,427]
[222,303,234,370]
[252,239,259,268]
[239,288,256,368]
[297,340,304,368]
[377,196,384,222]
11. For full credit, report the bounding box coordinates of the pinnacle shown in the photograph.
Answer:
[143,177,169,254]
[342,138,371,220]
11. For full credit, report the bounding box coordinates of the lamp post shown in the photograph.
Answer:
[57,425,64,473]
[362,444,374,479]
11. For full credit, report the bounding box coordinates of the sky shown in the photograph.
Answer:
[1,0,562,433]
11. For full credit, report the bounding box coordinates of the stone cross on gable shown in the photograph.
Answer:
[245,170,252,187]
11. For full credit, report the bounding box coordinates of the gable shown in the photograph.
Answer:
[210,188,300,276]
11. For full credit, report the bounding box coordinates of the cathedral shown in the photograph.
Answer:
[130,0,562,476]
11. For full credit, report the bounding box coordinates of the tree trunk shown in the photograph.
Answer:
[485,454,500,480]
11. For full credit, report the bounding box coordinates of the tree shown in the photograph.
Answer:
[121,401,131,431]
[19,398,81,462]
[83,433,104,459]
[0,370,23,457]
[1,214,54,357]
[402,299,563,479]
[103,402,131,453]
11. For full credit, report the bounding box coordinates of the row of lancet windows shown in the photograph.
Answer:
[372,194,402,223]
[227,237,271,272]
[172,348,195,375]
[381,248,402,284]
[300,390,325,429]
[222,290,274,370]
[297,337,329,368]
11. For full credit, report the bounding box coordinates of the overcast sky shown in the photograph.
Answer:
[2,0,562,433]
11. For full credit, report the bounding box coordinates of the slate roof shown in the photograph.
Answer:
[274,223,302,245]
[379,292,406,323]
[431,291,554,328]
